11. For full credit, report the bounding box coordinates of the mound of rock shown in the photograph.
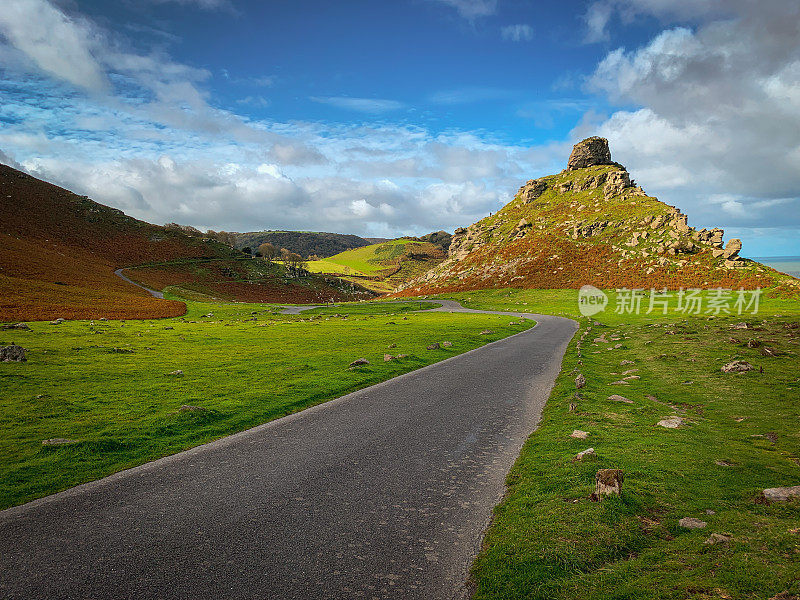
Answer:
[567,137,613,171]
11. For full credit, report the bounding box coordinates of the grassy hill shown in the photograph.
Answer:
[234,230,372,258]
[305,238,446,292]
[397,139,799,298]
[0,164,367,320]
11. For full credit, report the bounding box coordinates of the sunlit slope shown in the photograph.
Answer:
[306,238,446,292]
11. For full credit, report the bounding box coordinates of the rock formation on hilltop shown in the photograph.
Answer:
[396,137,798,295]
[567,136,614,171]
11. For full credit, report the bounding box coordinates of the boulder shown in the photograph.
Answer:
[603,170,632,198]
[594,469,624,498]
[657,416,683,429]
[678,517,707,529]
[762,486,800,502]
[348,358,370,367]
[723,238,742,259]
[567,137,613,171]
[721,360,753,373]
[575,373,586,389]
[0,344,26,362]
[573,447,596,461]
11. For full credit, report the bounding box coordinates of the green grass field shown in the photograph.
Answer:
[438,289,800,599]
[312,238,417,275]
[0,300,530,509]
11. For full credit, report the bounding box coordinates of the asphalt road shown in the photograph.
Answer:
[0,300,576,599]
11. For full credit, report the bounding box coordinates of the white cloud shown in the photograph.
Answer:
[0,0,107,91]
[431,0,497,19]
[583,2,615,43]
[309,96,405,113]
[501,24,533,42]
[581,0,800,242]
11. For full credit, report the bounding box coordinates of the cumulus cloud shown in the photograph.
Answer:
[581,0,800,240]
[501,24,533,42]
[0,0,107,91]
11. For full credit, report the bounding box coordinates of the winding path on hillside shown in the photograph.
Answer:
[114,267,165,299]
[0,300,576,600]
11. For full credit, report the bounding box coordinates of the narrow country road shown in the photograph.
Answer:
[0,301,576,599]
[114,267,165,299]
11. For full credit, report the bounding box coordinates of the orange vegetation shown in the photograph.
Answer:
[0,164,227,321]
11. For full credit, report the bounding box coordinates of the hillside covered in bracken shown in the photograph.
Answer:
[0,164,365,321]
[397,138,800,298]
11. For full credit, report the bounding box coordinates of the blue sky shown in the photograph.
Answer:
[1,0,799,255]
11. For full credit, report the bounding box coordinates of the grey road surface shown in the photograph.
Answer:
[0,300,576,599]
[114,268,165,299]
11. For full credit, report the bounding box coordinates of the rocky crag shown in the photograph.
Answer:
[397,137,798,296]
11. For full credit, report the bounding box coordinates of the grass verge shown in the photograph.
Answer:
[0,300,530,510]
[462,289,800,599]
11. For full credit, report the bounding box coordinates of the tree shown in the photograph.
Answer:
[259,242,277,263]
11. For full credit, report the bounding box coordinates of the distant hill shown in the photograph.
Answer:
[0,164,369,320]
[398,137,800,297]
[234,231,372,258]
[306,238,446,293]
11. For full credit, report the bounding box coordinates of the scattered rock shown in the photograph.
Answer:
[620,360,635,365]
[715,460,733,467]
[384,354,394,362]
[573,447,596,461]
[0,344,27,362]
[704,533,731,545]
[51,318,65,325]
[349,358,370,367]
[678,517,707,529]
[570,430,589,439]
[426,342,440,350]
[110,347,134,354]
[657,416,683,429]
[623,375,640,380]
[164,326,174,330]
[760,346,779,357]
[178,405,208,413]
[479,330,494,335]
[610,380,630,385]
[575,373,586,389]
[721,360,754,373]
[167,370,183,376]
[705,509,716,515]
[42,438,78,446]
[1,322,30,330]
[594,469,624,499]
[441,341,452,348]
[396,354,408,359]
[387,343,397,348]
[769,592,799,600]
[762,486,800,502]
[608,394,633,404]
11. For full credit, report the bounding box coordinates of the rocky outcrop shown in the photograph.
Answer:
[567,137,613,171]
[518,178,548,204]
